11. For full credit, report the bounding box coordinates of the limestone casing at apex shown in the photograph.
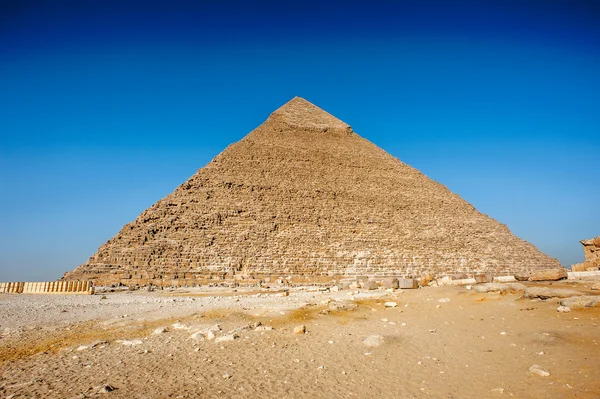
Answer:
[63,97,561,287]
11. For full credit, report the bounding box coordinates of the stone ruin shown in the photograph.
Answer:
[63,97,561,287]
[571,236,600,272]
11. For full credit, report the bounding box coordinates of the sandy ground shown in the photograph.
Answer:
[1,282,599,399]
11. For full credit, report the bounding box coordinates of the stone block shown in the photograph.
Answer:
[397,278,418,289]
[530,268,568,282]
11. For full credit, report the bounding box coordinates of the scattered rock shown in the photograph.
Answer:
[171,322,189,331]
[255,325,274,332]
[152,327,169,335]
[420,274,434,287]
[327,301,357,312]
[330,285,340,292]
[384,301,397,308]
[529,268,568,282]
[363,334,384,347]
[524,287,583,300]
[215,334,238,343]
[363,281,379,290]
[559,295,600,309]
[438,298,451,303]
[529,364,550,377]
[557,306,571,313]
[293,325,306,335]
[97,384,116,393]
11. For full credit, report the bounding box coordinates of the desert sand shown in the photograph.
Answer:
[1,281,599,399]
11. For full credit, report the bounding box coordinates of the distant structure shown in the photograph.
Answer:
[571,236,600,272]
[64,97,560,287]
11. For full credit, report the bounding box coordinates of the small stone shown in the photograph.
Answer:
[76,345,89,351]
[117,339,143,346]
[293,325,306,335]
[438,298,451,303]
[529,364,550,377]
[98,384,116,393]
[215,334,238,343]
[255,325,274,332]
[384,301,397,308]
[557,306,571,313]
[171,322,189,330]
[152,327,169,335]
[222,373,232,379]
[363,334,384,347]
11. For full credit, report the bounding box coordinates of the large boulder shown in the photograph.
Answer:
[559,296,600,309]
[514,273,530,281]
[472,283,526,294]
[529,268,568,282]
[523,287,584,299]
[474,273,493,283]
[382,278,399,289]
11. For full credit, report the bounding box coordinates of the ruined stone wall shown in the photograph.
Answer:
[64,98,561,286]
[571,236,600,272]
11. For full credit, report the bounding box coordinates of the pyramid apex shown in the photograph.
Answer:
[269,97,352,133]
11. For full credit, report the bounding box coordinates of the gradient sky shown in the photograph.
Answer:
[1,0,599,281]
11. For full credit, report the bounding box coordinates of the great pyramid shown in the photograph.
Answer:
[65,97,561,286]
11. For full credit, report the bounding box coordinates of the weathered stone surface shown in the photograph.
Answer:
[381,278,399,289]
[529,268,568,282]
[472,283,527,294]
[363,281,379,290]
[571,236,600,271]
[363,334,384,347]
[474,273,493,283]
[556,306,571,313]
[398,278,418,289]
[63,97,561,287]
[420,274,434,287]
[514,273,530,281]
[559,295,600,309]
[523,287,584,300]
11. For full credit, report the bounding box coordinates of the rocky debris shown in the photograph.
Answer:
[384,301,397,308]
[559,295,600,309]
[255,325,274,332]
[381,278,399,289]
[523,287,584,300]
[363,334,384,347]
[472,283,526,294]
[363,281,379,290]
[514,273,530,281]
[189,324,221,340]
[323,301,358,314]
[529,268,568,282]
[474,273,493,283]
[398,278,418,289]
[64,96,561,288]
[152,326,169,335]
[557,306,571,313]
[293,325,306,334]
[529,364,550,377]
[420,274,433,287]
[171,322,190,331]
[438,298,451,303]
[214,334,238,343]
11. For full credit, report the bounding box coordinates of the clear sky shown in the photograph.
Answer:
[1,0,599,281]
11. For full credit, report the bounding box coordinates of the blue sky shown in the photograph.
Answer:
[1,1,599,281]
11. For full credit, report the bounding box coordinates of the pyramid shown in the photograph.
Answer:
[65,97,560,286]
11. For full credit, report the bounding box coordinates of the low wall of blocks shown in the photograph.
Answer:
[0,281,94,294]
